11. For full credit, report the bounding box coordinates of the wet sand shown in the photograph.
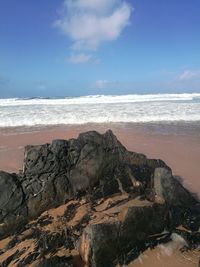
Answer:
[128,244,200,267]
[0,122,199,196]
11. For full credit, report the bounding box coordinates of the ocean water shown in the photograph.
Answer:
[0,93,200,127]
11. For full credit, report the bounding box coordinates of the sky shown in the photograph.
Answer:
[0,0,200,97]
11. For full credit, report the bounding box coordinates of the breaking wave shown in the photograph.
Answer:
[0,93,200,127]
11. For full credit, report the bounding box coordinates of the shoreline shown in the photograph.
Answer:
[0,122,200,197]
[1,121,200,134]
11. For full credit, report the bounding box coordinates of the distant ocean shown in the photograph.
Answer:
[0,93,200,127]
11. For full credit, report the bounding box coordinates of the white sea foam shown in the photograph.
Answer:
[0,93,200,127]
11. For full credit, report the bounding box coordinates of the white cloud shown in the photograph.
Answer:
[67,53,93,64]
[179,69,200,81]
[54,0,132,51]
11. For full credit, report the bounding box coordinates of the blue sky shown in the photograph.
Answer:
[0,0,200,97]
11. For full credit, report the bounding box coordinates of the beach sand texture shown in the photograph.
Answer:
[0,123,199,267]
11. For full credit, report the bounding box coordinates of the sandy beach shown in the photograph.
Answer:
[0,122,199,197]
[0,122,200,266]
[1,0,200,265]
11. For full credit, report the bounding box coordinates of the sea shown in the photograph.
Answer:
[0,93,200,127]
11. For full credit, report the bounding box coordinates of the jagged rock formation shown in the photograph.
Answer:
[0,130,199,266]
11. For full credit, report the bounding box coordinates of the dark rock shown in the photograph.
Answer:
[80,203,168,267]
[36,231,66,254]
[0,130,199,267]
[1,130,149,237]
[0,171,27,238]
[153,168,196,206]
[37,215,53,227]
[36,256,73,267]
[64,203,80,221]
[80,221,120,267]
[168,204,200,232]
[120,204,167,251]
[23,142,67,176]
[182,204,200,231]
[16,252,40,267]
[175,229,200,249]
